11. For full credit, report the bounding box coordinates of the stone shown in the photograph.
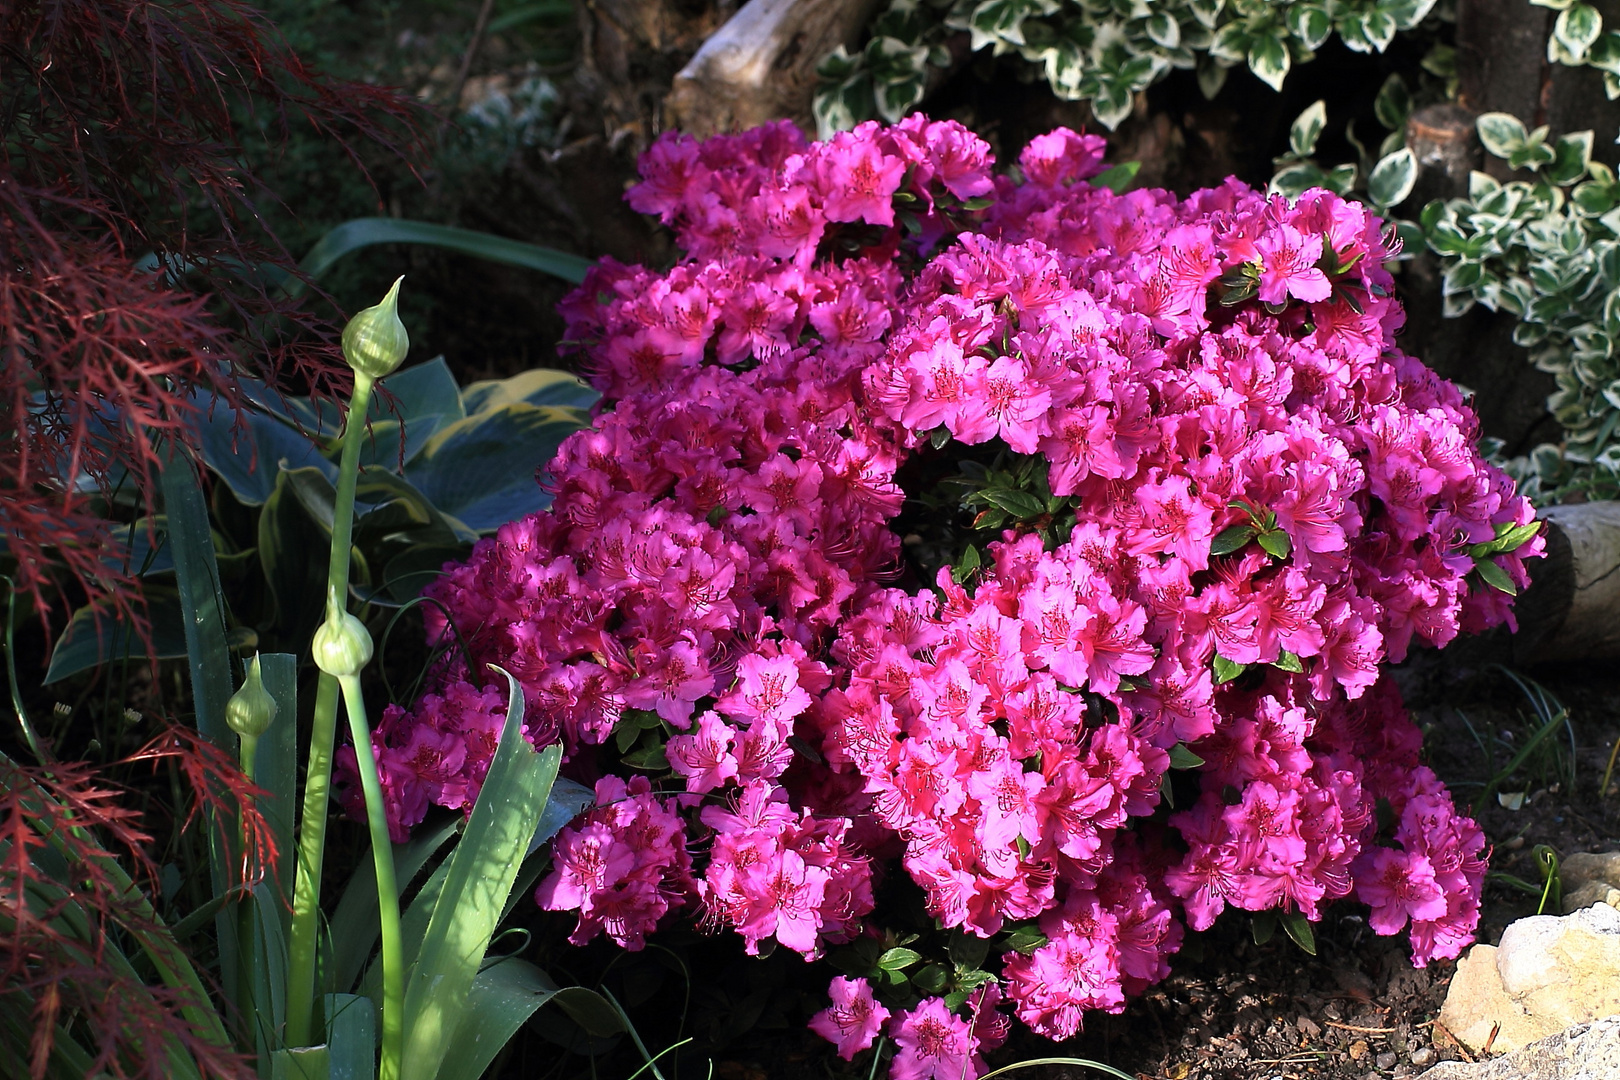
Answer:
[1417,1016,1620,1080]
[1411,1046,1435,1067]
[1436,903,1620,1056]
[1560,851,1620,914]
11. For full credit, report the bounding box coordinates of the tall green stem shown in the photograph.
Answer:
[337,672,403,1080]
[236,735,260,1043]
[285,372,374,1048]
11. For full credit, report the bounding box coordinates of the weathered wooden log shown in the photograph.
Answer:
[665,0,880,137]
[1405,102,1481,208]
[1513,503,1620,664]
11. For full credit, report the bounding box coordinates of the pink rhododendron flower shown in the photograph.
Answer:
[808,977,889,1059]
[350,117,1540,1077]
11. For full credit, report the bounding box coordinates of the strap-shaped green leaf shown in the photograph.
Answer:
[433,960,562,1080]
[325,994,377,1080]
[328,816,460,995]
[159,442,243,1002]
[293,218,591,292]
[399,672,561,1080]
[258,654,299,921]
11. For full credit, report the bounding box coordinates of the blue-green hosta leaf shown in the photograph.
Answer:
[1289,100,1328,159]
[45,589,189,682]
[460,368,599,416]
[189,394,336,507]
[405,402,589,533]
[1368,148,1418,208]
[1247,32,1291,91]
[1477,112,1530,158]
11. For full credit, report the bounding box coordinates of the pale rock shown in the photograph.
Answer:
[1436,903,1620,1055]
[1418,1015,1620,1080]
[1560,851,1620,914]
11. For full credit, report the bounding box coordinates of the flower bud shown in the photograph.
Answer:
[226,653,278,739]
[341,277,409,379]
[312,612,375,677]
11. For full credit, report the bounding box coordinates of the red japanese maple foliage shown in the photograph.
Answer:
[1,729,275,1078]
[0,0,424,636]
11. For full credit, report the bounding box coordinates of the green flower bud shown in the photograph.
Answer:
[341,276,409,379]
[226,653,278,739]
[312,611,374,677]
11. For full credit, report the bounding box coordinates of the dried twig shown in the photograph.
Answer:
[1323,1020,1396,1035]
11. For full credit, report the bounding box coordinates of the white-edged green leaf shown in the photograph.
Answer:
[1374,73,1411,132]
[1248,32,1291,91]
[1290,100,1328,158]
[1368,147,1418,208]
[1477,112,1530,158]
[1286,3,1333,50]
[1556,3,1603,59]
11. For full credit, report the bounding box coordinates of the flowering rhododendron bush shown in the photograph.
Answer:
[338,116,1545,1074]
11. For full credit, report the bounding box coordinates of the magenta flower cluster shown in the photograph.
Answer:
[337,117,1539,1074]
